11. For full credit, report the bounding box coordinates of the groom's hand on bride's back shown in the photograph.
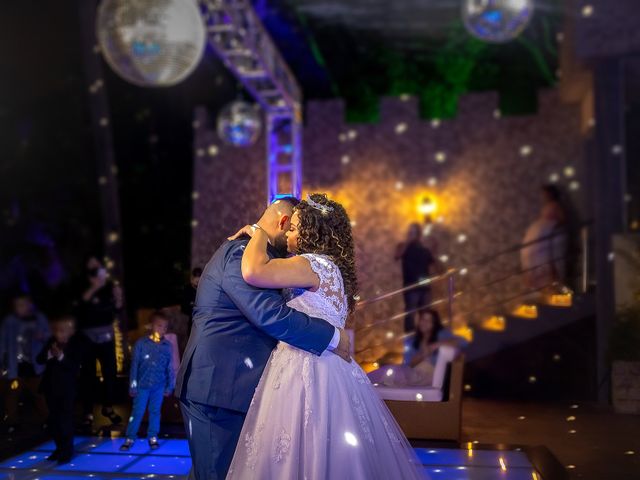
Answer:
[329,329,352,363]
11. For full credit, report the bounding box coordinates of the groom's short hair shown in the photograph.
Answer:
[271,196,300,209]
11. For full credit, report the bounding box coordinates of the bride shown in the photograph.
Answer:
[226,193,426,479]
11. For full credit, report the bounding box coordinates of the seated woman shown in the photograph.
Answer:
[368,309,467,387]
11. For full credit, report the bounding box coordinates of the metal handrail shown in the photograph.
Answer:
[355,269,456,309]
[463,250,571,292]
[356,331,415,355]
[455,283,558,321]
[353,222,591,309]
[355,292,464,333]
[468,220,592,269]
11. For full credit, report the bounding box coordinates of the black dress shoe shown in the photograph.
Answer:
[57,455,73,465]
[46,451,59,462]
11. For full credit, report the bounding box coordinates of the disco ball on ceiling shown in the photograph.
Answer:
[96,0,206,87]
[217,101,263,147]
[462,0,534,43]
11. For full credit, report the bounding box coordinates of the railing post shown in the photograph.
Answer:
[447,273,455,325]
[581,226,589,294]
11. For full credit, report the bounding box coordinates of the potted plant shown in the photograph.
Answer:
[610,303,640,414]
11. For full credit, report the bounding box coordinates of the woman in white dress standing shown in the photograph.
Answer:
[226,193,427,479]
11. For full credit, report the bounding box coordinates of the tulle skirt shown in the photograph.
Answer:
[227,343,427,479]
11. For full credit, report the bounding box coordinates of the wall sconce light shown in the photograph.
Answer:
[418,196,436,217]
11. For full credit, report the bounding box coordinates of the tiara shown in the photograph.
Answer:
[307,194,334,214]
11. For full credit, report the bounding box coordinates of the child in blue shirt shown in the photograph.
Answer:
[121,311,175,450]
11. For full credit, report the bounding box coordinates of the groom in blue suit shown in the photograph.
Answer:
[176,197,350,480]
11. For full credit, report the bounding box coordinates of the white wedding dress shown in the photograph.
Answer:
[227,254,427,479]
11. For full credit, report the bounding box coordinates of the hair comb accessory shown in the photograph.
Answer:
[307,194,334,214]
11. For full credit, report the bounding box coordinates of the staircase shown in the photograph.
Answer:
[463,291,595,362]
[355,223,597,400]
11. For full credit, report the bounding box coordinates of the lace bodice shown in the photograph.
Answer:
[284,253,348,329]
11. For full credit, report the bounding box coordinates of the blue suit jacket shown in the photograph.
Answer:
[175,238,335,413]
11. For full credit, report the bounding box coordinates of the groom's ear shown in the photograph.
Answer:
[277,215,290,231]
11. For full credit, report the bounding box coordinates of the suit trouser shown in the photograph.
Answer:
[179,398,245,480]
[79,337,117,414]
[403,288,431,332]
[46,393,75,459]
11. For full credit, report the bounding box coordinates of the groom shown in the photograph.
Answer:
[176,197,351,480]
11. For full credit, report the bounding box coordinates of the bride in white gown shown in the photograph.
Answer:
[226,194,426,479]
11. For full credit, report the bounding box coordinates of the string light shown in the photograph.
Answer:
[569,181,580,191]
[428,177,438,187]
[208,145,219,157]
[341,155,351,165]
[191,220,199,228]
[431,118,441,128]
[395,123,408,134]
[400,94,410,102]
[549,173,559,183]
[98,176,108,185]
[434,151,447,163]
[196,148,205,157]
[347,129,357,140]
[493,109,501,119]
[99,117,109,127]
[563,166,575,177]
[191,191,200,200]
[611,144,623,155]
[457,234,467,243]
[192,120,200,129]
[395,181,404,190]
[581,5,593,17]
[520,145,533,157]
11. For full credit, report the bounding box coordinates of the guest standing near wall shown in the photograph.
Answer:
[75,256,122,428]
[395,223,436,332]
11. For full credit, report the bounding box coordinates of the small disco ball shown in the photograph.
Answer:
[462,0,534,43]
[217,101,263,147]
[97,0,206,87]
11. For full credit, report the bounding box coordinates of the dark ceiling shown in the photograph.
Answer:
[254,0,563,120]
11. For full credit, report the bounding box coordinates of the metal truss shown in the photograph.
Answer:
[199,0,303,203]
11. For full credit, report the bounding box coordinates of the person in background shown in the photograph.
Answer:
[75,256,122,427]
[368,309,467,387]
[120,311,175,451]
[395,223,436,332]
[0,293,50,432]
[521,185,568,290]
[36,315,82,465]
[180,267,202,336]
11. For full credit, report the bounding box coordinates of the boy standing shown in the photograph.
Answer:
[121,311,175,450]
[37,316,82,464]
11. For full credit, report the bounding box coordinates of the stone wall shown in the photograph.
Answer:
[192,90,588,360]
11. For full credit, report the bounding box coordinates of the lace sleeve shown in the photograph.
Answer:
[300,254,347,319]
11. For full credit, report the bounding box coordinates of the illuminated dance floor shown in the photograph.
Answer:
[0,437,542,479]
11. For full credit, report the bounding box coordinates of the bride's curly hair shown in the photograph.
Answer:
[293,193,358,313]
